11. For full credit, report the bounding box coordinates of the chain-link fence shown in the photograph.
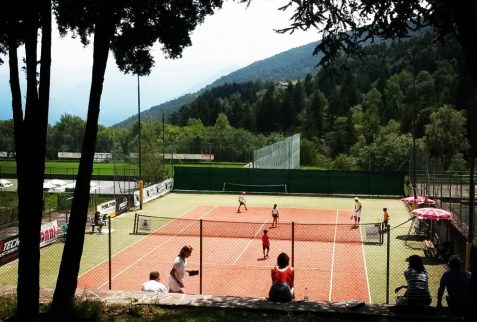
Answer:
[415,170,474,229]
[65,215,446,304]
[1,213,452,306]
[413,170,474,258]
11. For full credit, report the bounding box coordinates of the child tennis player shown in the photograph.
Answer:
[237,191,248,213]
[382,207,389,232]
[262,229,270,258]
[271,204,279,228]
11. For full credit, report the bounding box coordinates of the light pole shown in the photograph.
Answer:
[412,62,417,206]
[137,74,143,210]
[162,113,165,171]
[410,47,418,209]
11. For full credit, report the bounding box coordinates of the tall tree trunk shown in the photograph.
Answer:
[15,5,41,321]
[50,5,115,316]
[451,4,477,321]
[467,87,476,322]
[12,1,51,320]
[451,1,477,87]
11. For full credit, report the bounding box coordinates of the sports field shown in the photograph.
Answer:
[0,192,448,304]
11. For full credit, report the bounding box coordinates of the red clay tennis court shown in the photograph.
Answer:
[78,205,370,302]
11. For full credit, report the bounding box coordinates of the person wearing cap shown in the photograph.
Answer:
[351,197,362,226]
[437,254,471,313]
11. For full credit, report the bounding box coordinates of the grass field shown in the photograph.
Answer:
[0,160,247,178]
[0,160,138,176]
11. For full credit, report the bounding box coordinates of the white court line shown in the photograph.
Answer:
[360,225,373,302]
[97,206,217,289]
[231,221,268,266]
[87,206,217,289]
[79,205,205,277]
[328,209,339,301]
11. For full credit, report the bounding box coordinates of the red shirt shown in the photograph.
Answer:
[262,234,270,247]
[271,266,294,287]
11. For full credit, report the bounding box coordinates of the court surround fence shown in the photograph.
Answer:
[413,170,476,243]
[174,167,404,196]
[126,215,449,304]
[0,214,451,305]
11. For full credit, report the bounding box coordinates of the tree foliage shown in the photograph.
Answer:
[425,105,469,170]
[276,0,477,87]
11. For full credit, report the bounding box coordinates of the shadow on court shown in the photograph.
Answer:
[395,234,426,241]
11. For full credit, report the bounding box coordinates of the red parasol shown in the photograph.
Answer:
[400,196,436,205]
[411,207,452,221]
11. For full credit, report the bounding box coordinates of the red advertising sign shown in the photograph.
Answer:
[0,235,20,266]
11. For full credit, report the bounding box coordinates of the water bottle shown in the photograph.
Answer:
[303,288,309,302]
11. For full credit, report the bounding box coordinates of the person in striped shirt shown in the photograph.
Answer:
[395,255,432,306]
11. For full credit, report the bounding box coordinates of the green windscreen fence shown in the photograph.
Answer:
[173,167,404,196]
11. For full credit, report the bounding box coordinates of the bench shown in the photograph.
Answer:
[424,233,438,258]
[424,233,449,260]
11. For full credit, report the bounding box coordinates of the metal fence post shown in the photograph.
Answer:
[291,222,295,268]
[200,219,203,295]
[386,223,391,304]
[108,216,112,290]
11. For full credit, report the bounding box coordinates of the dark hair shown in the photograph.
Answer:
[264,229,268,233]
[277,252,290,269]
[448,255,463,270]
[383,208,387,211]
[149,271,159,280]
[179,245,193,257]
[408,255,425,272]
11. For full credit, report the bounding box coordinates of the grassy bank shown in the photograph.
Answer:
[0,297,385,322]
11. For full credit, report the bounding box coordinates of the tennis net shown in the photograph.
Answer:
[133,214,381,244]
[222,182,287,194]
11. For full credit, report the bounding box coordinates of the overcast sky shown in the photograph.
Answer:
[0,0,320,126]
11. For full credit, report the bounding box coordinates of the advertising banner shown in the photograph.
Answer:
[133,178,173,207]
[0,220,60,267]
[40,220,59,248]
[96,196,129,217]
[0,235,20,266]
[116,196,128,214]
[97,200,116,216]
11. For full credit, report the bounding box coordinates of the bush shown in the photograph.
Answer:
[0,295,16,321]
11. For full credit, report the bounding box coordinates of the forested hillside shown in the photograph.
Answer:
[112,42,320,128]
[204,42,320,88]
[168,32,473,171]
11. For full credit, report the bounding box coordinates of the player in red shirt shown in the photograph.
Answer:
[269,252,294,302]
[262,229,270,258]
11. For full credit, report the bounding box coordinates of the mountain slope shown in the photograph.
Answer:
[204,42,321,89]
[112,41,321,128]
